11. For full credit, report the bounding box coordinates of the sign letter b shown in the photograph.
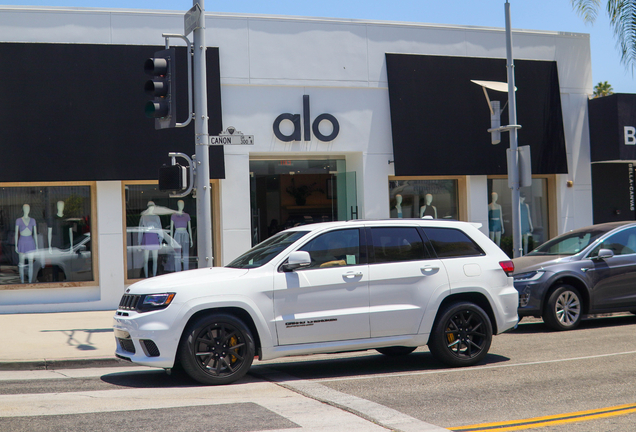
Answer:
[625,126,636,145]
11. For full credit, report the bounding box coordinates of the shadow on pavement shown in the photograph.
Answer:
[512,313,636,334]
[250,350,510,382]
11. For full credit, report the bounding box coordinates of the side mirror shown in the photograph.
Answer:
[596,248,614,259]
[282,251,311,272]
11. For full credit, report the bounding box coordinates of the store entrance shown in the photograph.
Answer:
[250,159,357,245]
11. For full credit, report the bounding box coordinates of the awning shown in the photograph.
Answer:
[386,54,568,176]
[589,93,636,162]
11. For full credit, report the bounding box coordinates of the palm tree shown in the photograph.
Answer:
[571,0,636,71]
[593,80,614,97]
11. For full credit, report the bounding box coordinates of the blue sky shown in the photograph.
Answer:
[6,0,635,93]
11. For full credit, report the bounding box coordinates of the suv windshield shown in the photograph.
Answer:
[226,231,309,269]
[527,228,607,256]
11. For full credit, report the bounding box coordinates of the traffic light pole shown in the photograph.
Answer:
[192,0,213,268]
[505,0,522,258]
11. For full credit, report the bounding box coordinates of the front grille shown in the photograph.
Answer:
[119,294,141,311]
[118,338,136,354]
[141,339,161,357]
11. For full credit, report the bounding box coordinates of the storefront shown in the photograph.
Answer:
[0,6,593,312]
[589,94,636,223]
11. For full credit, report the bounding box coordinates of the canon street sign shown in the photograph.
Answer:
[209,127,254,146]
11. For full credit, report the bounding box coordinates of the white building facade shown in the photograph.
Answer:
[0,6,593,313]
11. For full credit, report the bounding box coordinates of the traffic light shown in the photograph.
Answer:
[144,48,176,129]
[159,163,188,192]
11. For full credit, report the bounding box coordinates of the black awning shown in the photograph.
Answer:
[0,43,225,181]
[386,54,567,176]
[589,93,636,162]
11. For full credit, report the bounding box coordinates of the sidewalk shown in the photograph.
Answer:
[0,310,122,371]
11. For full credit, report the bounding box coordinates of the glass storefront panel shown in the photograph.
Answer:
[0,184,93,285]
[124,184,198,280]
[249,159,354,245]
[388,180,459,220]
[488,178,549,257]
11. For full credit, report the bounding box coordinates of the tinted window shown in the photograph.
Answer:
[589,227,636,257]
[423,227,484,258]
[299,229,360,269]
[371,227,430,264]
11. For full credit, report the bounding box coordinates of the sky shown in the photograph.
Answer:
[4,0,635,93]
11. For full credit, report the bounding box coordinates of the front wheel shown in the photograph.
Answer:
[428,302,492,367]
[543,285,582,331]
[178,314,255,385]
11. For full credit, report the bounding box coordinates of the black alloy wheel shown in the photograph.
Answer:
[179,314,255,385]
[543,285,582,331]
[428,302,492,367]
[376,346,417,356]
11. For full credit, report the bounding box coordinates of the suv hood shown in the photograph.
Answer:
[126,267,249,294]
[512,254,575,274]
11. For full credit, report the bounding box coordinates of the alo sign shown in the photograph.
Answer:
[273,95,340,142]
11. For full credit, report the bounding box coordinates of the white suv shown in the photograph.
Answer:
[114,219,518,385]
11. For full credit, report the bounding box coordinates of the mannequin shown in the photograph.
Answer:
[419,194,437,219]
[15,204,38,283]
[139,201,163,277]
[520,194,534,254]
[170,200,193,272]
[395,194,403,218]
[489,192,504,246]
[48,200,72,253]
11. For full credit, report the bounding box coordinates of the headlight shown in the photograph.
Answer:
[513,271,544,282]
[138,293,175,312]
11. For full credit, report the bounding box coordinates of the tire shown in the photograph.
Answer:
[376,346,417,356]
[543,285,582,331]
[428,302,493,367]
[178,314,255,385]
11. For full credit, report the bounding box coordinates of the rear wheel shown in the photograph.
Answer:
[428,302,492,367]
[543,285,582,331]
[376,346,417,356]
[178,314,255,385]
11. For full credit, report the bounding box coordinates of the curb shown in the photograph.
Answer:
[0,357,131,371]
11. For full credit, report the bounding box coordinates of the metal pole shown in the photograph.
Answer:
[193,0,213,267]
[505,0,522,258]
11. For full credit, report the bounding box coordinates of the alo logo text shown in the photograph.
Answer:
[273,95,340,142]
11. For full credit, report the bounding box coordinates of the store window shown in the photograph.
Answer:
[249,159,357,245]
[388,180,459,220]
[0,184,94,286]
[124,184,198,280]
[488,178,550,257]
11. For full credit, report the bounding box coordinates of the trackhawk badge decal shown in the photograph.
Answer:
[285,318,337,328]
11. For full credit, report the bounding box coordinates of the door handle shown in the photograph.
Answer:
[421,266,440,275]
[344,271,363,277]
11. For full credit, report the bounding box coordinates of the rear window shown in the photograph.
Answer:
[423,227,484,258]
[370,227,431,264]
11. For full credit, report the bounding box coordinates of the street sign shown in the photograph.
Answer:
[208,127,254,145]
[184,4,202,37]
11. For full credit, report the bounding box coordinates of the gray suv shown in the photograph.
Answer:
[513,221,636,330]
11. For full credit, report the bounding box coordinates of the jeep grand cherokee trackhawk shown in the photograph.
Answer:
[114,220,518,385]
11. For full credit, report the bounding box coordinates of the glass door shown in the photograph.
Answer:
[249,159,357,245]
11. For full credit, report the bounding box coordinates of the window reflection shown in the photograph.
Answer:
[124,185,197,279]
[0,185,93,285]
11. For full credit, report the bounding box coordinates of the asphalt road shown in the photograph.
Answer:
[1,314,635,431]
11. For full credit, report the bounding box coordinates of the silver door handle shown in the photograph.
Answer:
[344,271,363,277]
[421,266,440,275]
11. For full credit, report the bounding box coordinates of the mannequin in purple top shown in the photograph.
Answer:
[139,201,163,278]
[15,204,38,283]
[170,200,193,271]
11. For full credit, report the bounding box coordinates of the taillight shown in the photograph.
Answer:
[499,260,514,276]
